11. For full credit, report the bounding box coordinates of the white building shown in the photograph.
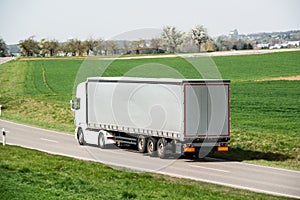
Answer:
[229,29,239,39]
[257,43,270,49]
[287,41,300,47]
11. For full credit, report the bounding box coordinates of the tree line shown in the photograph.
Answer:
[1,25,254,57]
[0,38,8,57]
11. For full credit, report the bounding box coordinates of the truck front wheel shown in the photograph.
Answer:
[98,133,106,149]
[77,128,85,145]
[147,137,157,157]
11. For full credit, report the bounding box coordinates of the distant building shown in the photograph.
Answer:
[287,41,300,47]
[269,44,282,49]
[229,29,239,39]
[281,43,289,48]
[257,43,270,49]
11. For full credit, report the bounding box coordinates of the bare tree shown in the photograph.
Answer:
[19,36,40,56]
[94,38,105,55]
[59,42,71,56]
[190,25,210,52]
[68,39,77,56]
[161,26,183,53]
[64,39,85,56]
[104,40,118,55]
[40,39,59,56]
[130,39,146,54]
[84,38,98,56]
[122,41,130,54]
[150,38,162,53]
[0,38,8,57]
[39,39,48,57]
[75,39,85,56]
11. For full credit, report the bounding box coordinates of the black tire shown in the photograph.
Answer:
[157,138,167,159]
[98,133,106,149]
[147,137,157,157]
[137,136,147,153]
[77,128,85,145]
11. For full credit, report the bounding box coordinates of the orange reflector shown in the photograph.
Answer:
[184,147,196,153]
[217,146,229,152]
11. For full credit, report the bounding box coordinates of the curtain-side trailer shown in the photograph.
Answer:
[71,77,230,158]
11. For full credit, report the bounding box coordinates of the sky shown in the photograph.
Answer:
[0,0,299,44]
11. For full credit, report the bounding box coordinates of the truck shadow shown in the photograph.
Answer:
[206,147,291,162]
[85,144,290,162]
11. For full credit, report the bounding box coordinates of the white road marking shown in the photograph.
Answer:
[40,138,58,143]
[233,161,300,174]
[0,119,74,137]
[189,164,230,173]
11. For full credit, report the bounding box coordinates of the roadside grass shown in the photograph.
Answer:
[0,59,82,132]
[0,51,299,170]
[231,81,300,135]
[0,145,292,200]
[213,81,300,170]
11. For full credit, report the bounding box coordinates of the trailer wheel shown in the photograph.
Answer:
[137,136,147,153]
[147,137,157,157]
[157,138,167,159]
[98,133,106,149]
[77,128,85,145]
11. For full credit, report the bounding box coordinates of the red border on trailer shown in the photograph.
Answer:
[183,83,230,138]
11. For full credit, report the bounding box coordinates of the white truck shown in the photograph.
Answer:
[71,77,230,158]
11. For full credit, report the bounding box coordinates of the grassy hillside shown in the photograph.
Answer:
[0,145,292,200]
[214,51,300,81]
[0,51,299,169]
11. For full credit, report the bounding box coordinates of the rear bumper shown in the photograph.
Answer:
[181,136,230,154]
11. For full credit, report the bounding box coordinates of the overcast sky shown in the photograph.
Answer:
[1,0,299,44]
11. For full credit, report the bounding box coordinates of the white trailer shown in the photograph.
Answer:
[71,77,230,158]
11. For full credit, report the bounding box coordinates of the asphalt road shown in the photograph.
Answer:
[1,119,299,199]
[0,57,15,65]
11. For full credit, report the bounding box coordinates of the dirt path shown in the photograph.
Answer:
[256,75,300,81]
[19,57,85,61]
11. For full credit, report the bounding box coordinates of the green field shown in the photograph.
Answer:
[0,51,299,170]
[0,145,292,200]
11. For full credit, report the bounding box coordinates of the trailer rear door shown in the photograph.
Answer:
[184,83,230,138]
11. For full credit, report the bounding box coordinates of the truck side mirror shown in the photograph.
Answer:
[70,98,80,111]
[70,100,75,111]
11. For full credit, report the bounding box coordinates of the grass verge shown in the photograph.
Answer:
[0,145,293,200]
